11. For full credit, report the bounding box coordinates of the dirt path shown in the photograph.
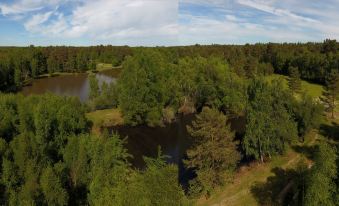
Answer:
[196,132,317,206]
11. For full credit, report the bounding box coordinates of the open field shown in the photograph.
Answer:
[265,74,324,98]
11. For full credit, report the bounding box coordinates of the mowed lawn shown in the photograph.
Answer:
[86,108,124,134]
[96,63,113,71]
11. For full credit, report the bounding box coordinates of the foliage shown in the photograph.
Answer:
[0,93,189,205]
[243,78,298,162]
[305,142,337,206]
[293,94,323,138]
[185,107,240,196]
[121,148,189,206]
[322,70,339,118]
[118,49,166,126]
[288,66,301,93]
[89,74,99,100]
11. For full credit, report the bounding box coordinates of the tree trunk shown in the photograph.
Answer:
[259,138,263,163]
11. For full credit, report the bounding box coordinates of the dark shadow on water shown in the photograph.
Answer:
[109,114,246,190]
[110,114,195,188]
[319,122,339,141]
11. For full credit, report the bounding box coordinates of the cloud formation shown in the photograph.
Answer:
[0,0,339,45]
[1,0,178,45]
[179,0,339,44]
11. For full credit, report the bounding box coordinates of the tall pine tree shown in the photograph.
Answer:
[184,107,240,197]
[322,71,339,118]
[288,66,301,93]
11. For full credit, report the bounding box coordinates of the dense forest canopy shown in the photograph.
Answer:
[1,39,339,92]
[0,40,338,205]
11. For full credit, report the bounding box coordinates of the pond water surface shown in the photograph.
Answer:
[21,69,119,102]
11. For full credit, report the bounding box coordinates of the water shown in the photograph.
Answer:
[21,69,119,102]
[111,114,245,185]
[111,114,194,185]
[21,70,245,184]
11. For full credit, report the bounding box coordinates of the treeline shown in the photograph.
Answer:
[0,46,132,91]
[0,94,189,205]
[1,39,339,91]
[175,39,339,83]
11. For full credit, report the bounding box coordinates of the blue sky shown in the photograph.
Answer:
[0,0,338,46]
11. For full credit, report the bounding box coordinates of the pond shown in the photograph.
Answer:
[111,114,195,184]
[21,69,119,102]
[111,114,245,185]
[20,70,245,185]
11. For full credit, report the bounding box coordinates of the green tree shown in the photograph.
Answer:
[90,60,96,71]
[40,166,68,206]
[88,133,131,205]
[243,79,297,162]
[118,49,166,126]
[185,107,240,197]
[305,142,337,206]
[14,66,22,89]
[30,58,38,78]
[63,135,89,190]
[47,56,57,76]
[135,149,188,206]
[293,94,323,139]
[288,66,301,93]
[322,71,339,118]
[89,74,99,100]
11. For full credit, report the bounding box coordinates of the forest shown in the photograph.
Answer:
[0,40,338,205]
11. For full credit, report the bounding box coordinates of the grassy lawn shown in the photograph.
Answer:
[86,108,124,134]
[87,63,122,74]
[265,74,324,98]
[96,63,113,71]
[196,131,318,206]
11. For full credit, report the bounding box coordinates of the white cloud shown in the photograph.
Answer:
[237,0,318,23]
[24,11,53,32]
[1,0,339,45]
[19,0,178,45]
[0,0,63,15]
[178,0,339,44]
[179,13,315,45]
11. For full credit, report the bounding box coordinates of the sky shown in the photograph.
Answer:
[0,0,338,46]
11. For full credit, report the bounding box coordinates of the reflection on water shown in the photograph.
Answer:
[111,114,245,185]
[112,114,194,167]
[111,114,195,184]
[21,69,118,102]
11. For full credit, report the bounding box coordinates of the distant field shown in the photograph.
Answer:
[264,74,324,98]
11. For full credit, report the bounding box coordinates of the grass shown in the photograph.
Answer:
[87,63,122,74]
[264,74,324,98]
[196,76,334,206]
[86,108,124,134]
[196,131,318,206]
